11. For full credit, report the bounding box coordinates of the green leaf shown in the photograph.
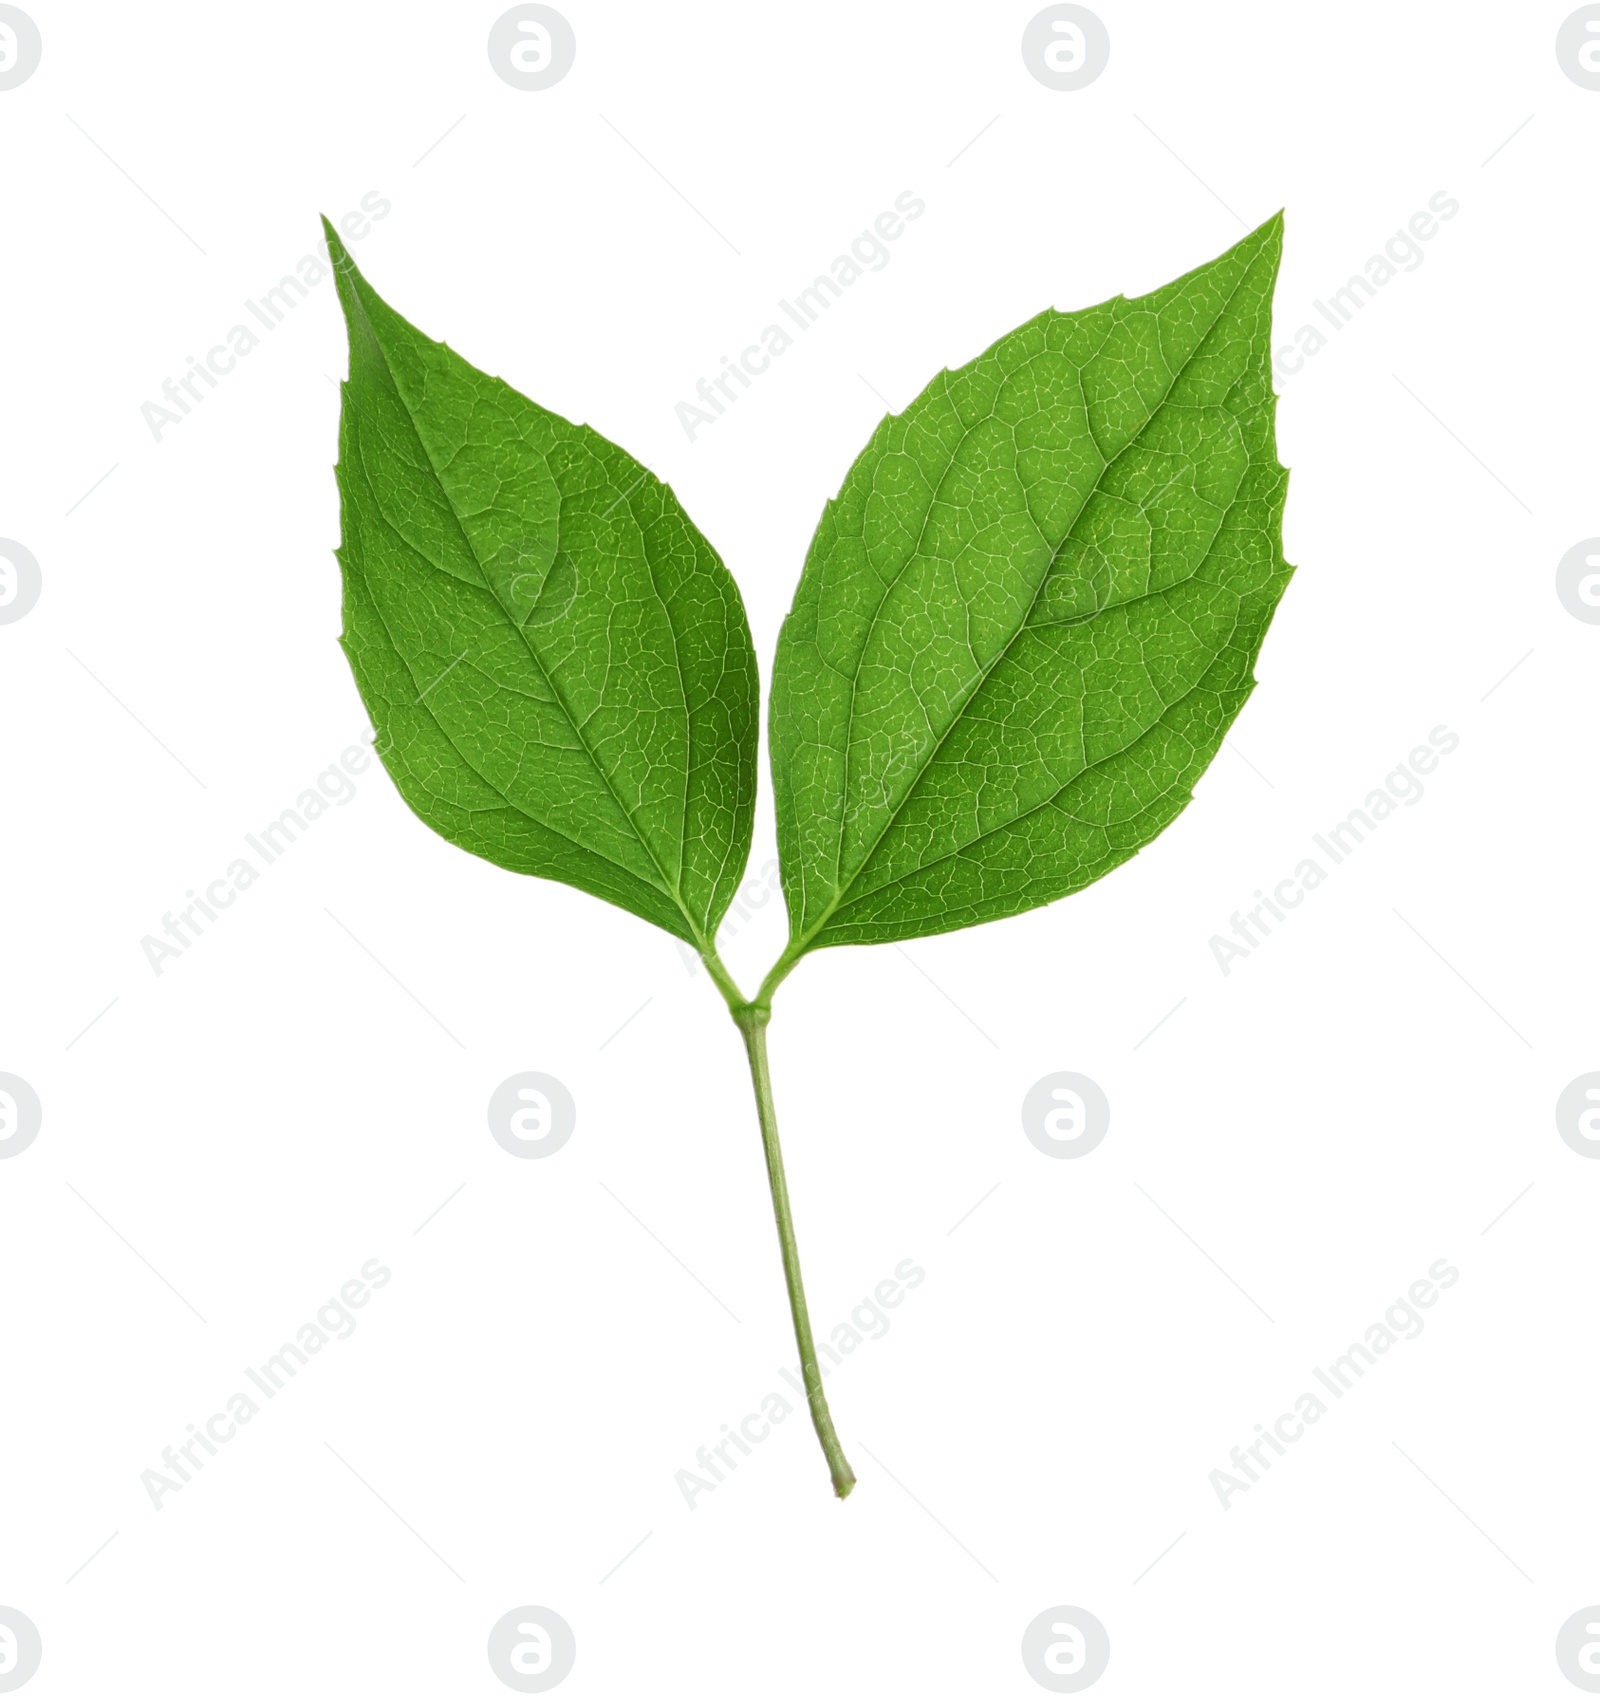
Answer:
[324,221,758,945]
[768,214,1292,955]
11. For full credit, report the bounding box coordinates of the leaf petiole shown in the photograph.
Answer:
[703,946,855,1499]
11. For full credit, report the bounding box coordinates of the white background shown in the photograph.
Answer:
[2,2,1596,1693]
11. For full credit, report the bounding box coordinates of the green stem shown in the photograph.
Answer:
[731,1001,856,1499]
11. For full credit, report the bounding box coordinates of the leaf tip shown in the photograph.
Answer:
[319,215,364,295]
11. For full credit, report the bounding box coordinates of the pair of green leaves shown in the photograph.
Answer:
[326,214,1291,978]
